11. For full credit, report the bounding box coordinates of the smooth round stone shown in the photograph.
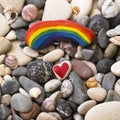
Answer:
[0,14,10,37]
[82,49,94,61]
[0,0,25,14]
[15,29,26,41]
[0,54,6,64]
[11,93,33,112]
[7,40,32,66]
[26,0,45,9]
[88,14,109,35]
[0,64,11,76]
[96,58,114,74]
[44,79,61,92]
[85,101,120,120]
[1,79,20,95]
[71,0,93,21]
[36,112,57,120]
[12,67,28,77]
[43,49,64,62]
[22,4,39,22]
[19,88,31,99]
[11,17,29,29]
[0,37,12,54]
[42,0,72,21]
[4,74,13,81]
[29,87,41,98]
[77,100,96,115]
[101,0,119,18]
[19,102,41,120]
[104,90,120,102]
[87,87,107,102]
[94,73,104,83]
[5,30,17,41]
[1,94,11,106]
[0,104,11,120]
[71,59,93,79]
[49,112,62,120]
[23,46,39,58]
[104,43,118,59]
[114,79,120,95]
[97,28,109,48]
[73,113,84,120]
[111,61,120,77]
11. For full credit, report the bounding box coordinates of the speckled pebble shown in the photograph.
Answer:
[1,94,11,106]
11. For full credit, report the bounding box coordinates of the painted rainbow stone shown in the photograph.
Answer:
[26,20,95,50]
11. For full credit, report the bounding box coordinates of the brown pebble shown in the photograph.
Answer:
[86,77,97,88]
[22,4,38,22]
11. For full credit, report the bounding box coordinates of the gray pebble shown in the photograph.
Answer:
[94,73,104,83]
[102,72,116,91]
[88,14,109,35]
[82,49,94,61]
[97,28,109,48]
[11,17,29,29]
[96,58,114,74]
[11,93,32,112]
[0,104,11,120]
[19,41,27,48]
[104,90,120,102]
[15,29,26,41]
[68,72,88,105]
[12,67,28,77]
[12,113,23,120]
[19,76,45,105]
[1,80,20,95]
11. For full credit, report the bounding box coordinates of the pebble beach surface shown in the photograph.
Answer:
[0,0,120,120]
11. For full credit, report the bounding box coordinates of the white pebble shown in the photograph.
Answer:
[5,30,17,40]
[29,87,41,98]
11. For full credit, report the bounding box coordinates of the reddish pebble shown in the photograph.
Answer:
[22,4,38,22]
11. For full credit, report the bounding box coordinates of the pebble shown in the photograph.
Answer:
[1,79,20,95]
[27,59,53,84]
[26,0,45,9]
[44,79,61,92]
[29,87,41,98]
[71,59,93,79]
[77,100,97,115]
[36,112,57,120]
[96,58,114,74]
[12,66,28,77]
[94,73,104,83]
[114,79,120,95]
[7,40,32,66]
[0,37,12,55]
[87,87,107,102]
[115,0,120,12]
[5,30,17,41]
[43,49,64,62]
[1,94,11,106]
[104,43,118,58]
[102,72,116,91]
[104,90,120,102]
[0,4,3,14]
[3,75,12,81]
[56,99,73,118]
[82,49,95,61]
[0,64,11,76]
[86,77,98,88]
[0,54,6,64]
[49,112,62,120]
[74,45,83,59]
[88,14,109,35]
[61,79,73,98]
[101,0,119,18]
[68,72,88,105]
[11,93,33,112]
[0,14,10,37]
[71,0,93,21]
[109,36,120,46]
[42,0,72,21]
[0,104,11,120]
[97,28,109,49]
[85,101,120,120]
[12,113,23,120]
[111,61,120,77]
[23,46,39,58]
[11,17,29,29]
[73,113,84,120]
[19,102,41,120]
[22,4,39,22]
[0,76,3,84]
[15,29,26,41]
[0,0,25,14]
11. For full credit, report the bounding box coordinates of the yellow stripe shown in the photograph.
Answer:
[28,26,90,46]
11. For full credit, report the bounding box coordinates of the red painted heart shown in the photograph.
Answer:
[53,62,69,79]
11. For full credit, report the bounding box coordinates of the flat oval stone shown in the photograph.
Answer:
[85,101,120,120]
[11,93,32,112]
[44,79,61,92]
[87,87,107,102]
[114,79,120,95]
[111,61,120,77]
[43,49,64,62]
